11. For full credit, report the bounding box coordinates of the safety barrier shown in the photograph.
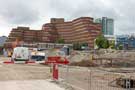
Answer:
[59,66,135,90]
[2,60,45,64]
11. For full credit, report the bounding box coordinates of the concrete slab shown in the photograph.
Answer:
[0,80,64,90]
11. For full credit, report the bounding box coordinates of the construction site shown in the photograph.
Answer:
[0,16,134,90]
[1,48,135,90]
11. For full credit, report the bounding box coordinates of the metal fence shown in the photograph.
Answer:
[59,66,135,90]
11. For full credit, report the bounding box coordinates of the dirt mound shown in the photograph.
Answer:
[70,60,98,67]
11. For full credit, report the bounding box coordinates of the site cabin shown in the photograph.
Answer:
[12,47,30,61]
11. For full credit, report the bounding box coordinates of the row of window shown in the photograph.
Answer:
[72,18,92,24]
[59,31,89,37]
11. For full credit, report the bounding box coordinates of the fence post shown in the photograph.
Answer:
[126,78,131,90]
[88,68,92,90]
[66,65,69,83]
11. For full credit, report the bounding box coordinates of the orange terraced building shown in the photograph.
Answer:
[5,17,101,48]
[42,17,101,48]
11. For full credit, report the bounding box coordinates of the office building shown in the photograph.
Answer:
[116,35,135,49]
[5,17,102,49]
[95,17,114,35]
[42,17,101,48]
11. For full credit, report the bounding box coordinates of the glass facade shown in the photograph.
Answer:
[95,17,114,35]
[116,35,135,49]
[102,17,114,35]
[107,19,114,35]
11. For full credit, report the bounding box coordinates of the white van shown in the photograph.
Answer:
[12,47,30,61]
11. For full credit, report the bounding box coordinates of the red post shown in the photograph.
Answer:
[45,56,69,81]
[53,64,58,80]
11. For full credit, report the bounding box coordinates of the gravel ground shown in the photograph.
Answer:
[0,56,135,90]
[0,64,51,81]
[0,57,66,90]
[0,80,64,90]
[59,66,135,90]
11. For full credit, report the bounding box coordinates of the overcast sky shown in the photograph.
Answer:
[0,0,134,36]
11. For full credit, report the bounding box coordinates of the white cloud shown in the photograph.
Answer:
[0,0,134,36]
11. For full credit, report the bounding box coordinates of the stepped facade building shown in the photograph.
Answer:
[5,17,101,48]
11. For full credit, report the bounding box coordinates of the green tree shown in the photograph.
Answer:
[109,41,115,49]
[102,39,109,49]
[95,35,109,49]
[55,38,65,44]
[117,44,123,50]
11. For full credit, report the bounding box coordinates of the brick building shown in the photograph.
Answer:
[5,17,101,48]
[5,27,41,48]
[6,27,40,42]
[42,17,101,48]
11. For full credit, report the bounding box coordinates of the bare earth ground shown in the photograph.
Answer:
[0,56,135,90]
[0,64,66,90]
[59,66,135,90]
[0,80,64,90]
[0,56,66,90]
